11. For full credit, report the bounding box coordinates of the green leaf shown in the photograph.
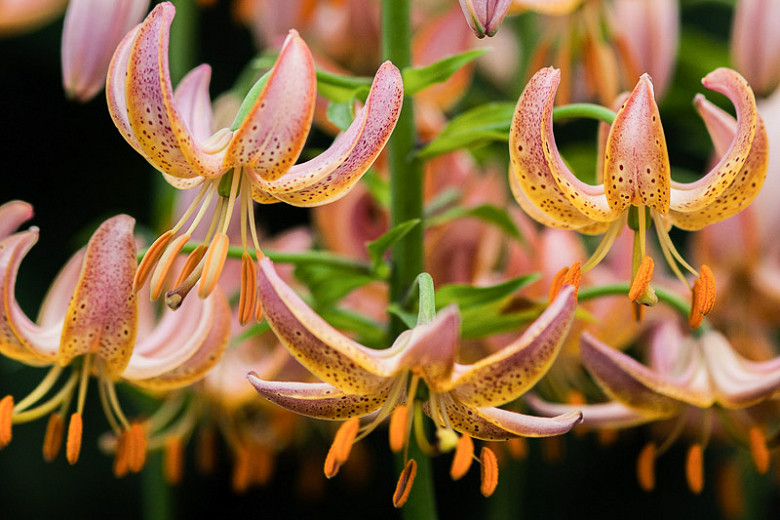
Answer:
[435,273,540,309]
[366,219,421,275]
[427,203,523,240]
[459,306,542,339]
[419,102,514,159]
[402,49,489,96]
[319,309,386,348]
[362,169,390,208]
[294,263,375,309]
[317,70,372,102]
[327,100,355,131]
[387,303,417,329]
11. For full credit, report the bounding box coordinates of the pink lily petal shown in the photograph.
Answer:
[525,394,650,428]
[0,200,33,240]
[509,67,612,229]
[124,3,223,181]
[106,23,147,158]
[580,333,688,417]
[224,30,316,181]
[62,0,150,102]
[751,89,780,242]
[0,0,67,36]
[127,289,230,390]
[603,74,670,216]
[731,0,780,97]
[173,64,215,144]
[434,392,582,440]
[458,0,513,38]
[58,216,138,378]
[0,229,55,365]
[247,374,393,420]
[36,250,85,328]
[250,61,403,206]
[669,68,759,212]
[448,286,577,407]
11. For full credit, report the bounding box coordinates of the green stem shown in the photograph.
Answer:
[382,1,435,518]
[552,103,616,125]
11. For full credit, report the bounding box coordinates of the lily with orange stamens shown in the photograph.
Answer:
[107,2,403,313]
[509,66,768,323]
[247,259,582,503]
[529,322,780,493]
[0,202,230,470]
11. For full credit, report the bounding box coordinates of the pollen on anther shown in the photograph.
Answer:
[748,426,769,474]
[479,447,499,497]
[0,395,13,448]
[637,442,656,491]
[66,412,83,465]
[450,435,474,480]
[389,405,409,453]
[42,413,65,462]
[685,444,704,494]
[393,459,417,508]
[164,436,184,484]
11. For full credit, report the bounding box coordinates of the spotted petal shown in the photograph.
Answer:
[669,68,759,213]
[249,61,403,206]
[433,392,582,440]
[59,216,138,378]
[446,285,576,407]
[247,375,393,420]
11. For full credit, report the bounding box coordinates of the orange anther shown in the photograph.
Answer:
[255,298,265,322]
[748,426,770,474]
[506,437,528,460]
[249,444,274,486]
[198,233,230,298]
[173,244,207,288]
[629,256,655,304]
[566,391,585,406]
[689,265,716,329]
[685,444,704,494]
[113,431,129,478]
[231,444,251,493]
[389,405,409,453]
[597,428,618,446]
[134,231,174,292]
[0,395,13,448]
[479,447,499,497]
[150,234,191,300]
[42,413,64,462]
[238,253,258,326]
[66,412,83,465]
[393,459,418,508]
[127,423,147,473]
[196,427,217,474]
[563,262,581,294]
[164,436,184,485]
[548,267,568,302]
[636,442,656,491]
[541,436,564,463]
[324,417,360,478]
[450,434,474,480]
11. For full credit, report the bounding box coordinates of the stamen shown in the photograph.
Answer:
[652,212,698,288]
[134,231,174,292]
[389,404,409,453]
[255,299,265,323]
[113,430,129,477]
[748,426,769,474]
[42,413,64,462]
[629,256,657,305]
[173,244,207,288]
[450,434,474,480]
[66,412,83,465]
[197,426,218,474]
[689,265,716,329]
[249,444,274,486]
[636,442,656,491]
[581,219,624,273]
[324,417,360,478]
[232,444,251,493]
[479,447,499,497]
[238,253,258,326]
[685,444,704,494]
[150,234,191,300]
[506,437,528,460]
[549,262,582,300]
[0,395,13,448]
[198,233,230,298]
[548,267,568,302]
[436,428,459,453]
[127,422,147,473]
[164,436,184,485]
[13,364,63,413]
[392,459,417,508]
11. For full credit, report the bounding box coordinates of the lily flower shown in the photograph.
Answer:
[0,204,230,471]
[247,258,582,503]
[458,0,582,38]
[62,0,150,102]
[731,0,780,98]
[529,323,780,492]
[509,66,768,320]
[107,2,403,314]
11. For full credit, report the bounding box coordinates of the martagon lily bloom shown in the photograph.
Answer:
[509,66,768,324]
[247,258,582,505]
[528,322,780,493]
[0,201,230,471]
[107,2,403,316]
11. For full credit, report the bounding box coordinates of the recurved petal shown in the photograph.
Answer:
[106,22,147,158]
[58,216,138,378]
[125,288,230,390]
[580,333,690,417]
[701,330,780,409]
[509,67,613,228]
[125,3,222,180]
[525,394,651,428]
[670,68,758,212]
[224,30,316,180]
[448,286,576,407]
[0,230,55,365]
[249,61,403,207]
[0,200,33,240]
[434,393,582,440]
[603,74,671,215]
[247,374,392,420]
[258,257,397,394]
[668,99,768,230]
[173,64,215,145]
[731,0,780,97]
